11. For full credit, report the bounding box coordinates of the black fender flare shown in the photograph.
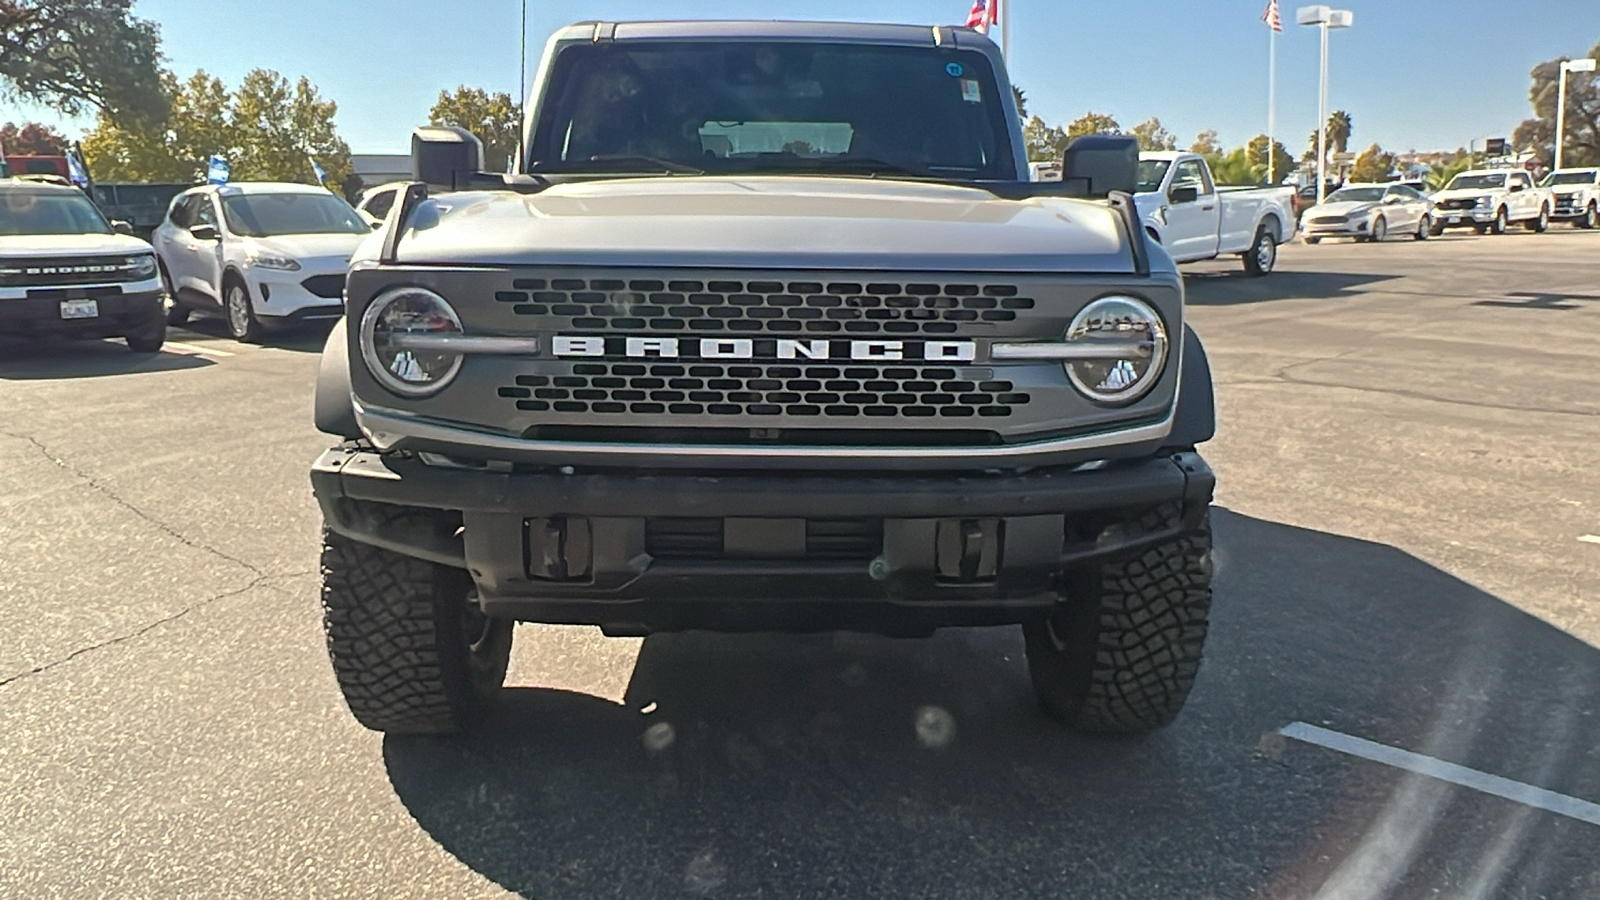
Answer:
[1167,325,1216,448]
[314,318,361,439]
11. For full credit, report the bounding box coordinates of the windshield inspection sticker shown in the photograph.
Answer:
[945,62,964,77]
[961,79,982,103]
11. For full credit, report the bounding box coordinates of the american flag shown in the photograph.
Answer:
[1261,0,1283,32]
[965,0,998,32]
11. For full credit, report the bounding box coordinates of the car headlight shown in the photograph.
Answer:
[1475,196,1493,208]
[359,287,465,396]
[126,254,157,279]
[1063,296,1169,405]
[245,249,302,271]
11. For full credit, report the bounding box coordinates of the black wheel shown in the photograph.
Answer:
[1303,236,1321,245]
[1429,219,1447,237]
[159,261,189,326]
[1368,216,1388,243]
[1582,203,1598,230]
[1413,215,1430,240]
[1473,223,1489,235]
[321,529,513,735]
[223,274,264,343]
[1242,222,1278,276]
[125,300,167,353]
[1490,207,1508,235]
[1529,205,1549,233]
[1023,509,1213,734]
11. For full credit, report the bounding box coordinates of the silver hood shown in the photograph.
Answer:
[388,176,1137,274]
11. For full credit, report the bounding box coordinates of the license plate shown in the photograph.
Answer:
[1447,215,1461,224]
[59,299,99,319]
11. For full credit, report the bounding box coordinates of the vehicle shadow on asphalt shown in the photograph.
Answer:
[383,509,1600,899]
[172,317,333,353]
[0,338,215,379]
[1184,270,1399,305]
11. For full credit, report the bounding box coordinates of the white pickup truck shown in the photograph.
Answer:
[1134,151,1295,276]
[1542,168,1600,229]
[1429,168,1552,235]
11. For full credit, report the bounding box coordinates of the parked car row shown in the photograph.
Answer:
[1298,167,1600,245]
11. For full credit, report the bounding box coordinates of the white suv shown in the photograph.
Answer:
[152,182,374,341]
[1429,169,1553,235]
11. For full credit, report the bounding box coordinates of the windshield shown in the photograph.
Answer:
[0,189,113,236]
[220,192,368,237]
[528,42,1014,179]
[1445,173,1507,191]
[1136,160,1172,193]
[1326,187,1385,203]
[1542,170,1598,186]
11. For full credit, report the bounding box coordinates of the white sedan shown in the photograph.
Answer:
[152,182,375,342]
[1299,183,1435,244]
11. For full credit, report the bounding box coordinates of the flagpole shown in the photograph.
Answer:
[1267,23,1277,184]
[1001,0,1010,59]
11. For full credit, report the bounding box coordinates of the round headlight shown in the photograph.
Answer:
[359,287,464,396]
[1063,296,1169,405]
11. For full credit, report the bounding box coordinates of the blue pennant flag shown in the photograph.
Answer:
[206,155,231,185]
[65,150,91,188]
[310,157,327,184]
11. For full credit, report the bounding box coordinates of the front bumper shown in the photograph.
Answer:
[245,265,344,321]
[0,283,163,339]
[1301,218,1371,238]
[1432,208,1494,226]
[311,447,1214,634]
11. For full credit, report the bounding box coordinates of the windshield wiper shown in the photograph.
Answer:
[537,155,705,175]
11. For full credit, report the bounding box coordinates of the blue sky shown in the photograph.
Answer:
[5,0,1599,157]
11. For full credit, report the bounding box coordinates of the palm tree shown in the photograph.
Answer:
[1326,111,1354,155]
[1012,85,1028,118]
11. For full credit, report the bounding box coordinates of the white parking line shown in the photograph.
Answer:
[1579,534,1600,545]
[1279,721,1600,828]
[163,341,235,358]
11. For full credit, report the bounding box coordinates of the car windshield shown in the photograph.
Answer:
[0,189,112,236]
[1327,187,1385,203]
[1542,171,1598,186]
[1446,173,1507,190]
[1136,160,1172,193]
[220,192,369,237]
[528,42,1014,179]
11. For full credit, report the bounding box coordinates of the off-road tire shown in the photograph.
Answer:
[1023,508,1213,734]
[1242,222,1277,276]
[1528,205,1549,233]
[321,529,513,735]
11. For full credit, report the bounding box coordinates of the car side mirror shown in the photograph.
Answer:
[1382,195,1400,205]
[1509,183,1524,193]
[189,223,220,241]
[412,125,485,192]
[1169,185,1200,205]
[1060,133,1139,196]
[111,220,135,236]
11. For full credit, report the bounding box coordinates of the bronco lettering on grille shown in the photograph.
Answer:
[551,336,979,362]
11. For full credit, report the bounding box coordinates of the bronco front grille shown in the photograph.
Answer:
[0,255,145,287]
[493,278,1035,335]
[496,362,1029,419]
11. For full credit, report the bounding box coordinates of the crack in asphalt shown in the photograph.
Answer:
[0,429,265,576]
[0,570,317,689]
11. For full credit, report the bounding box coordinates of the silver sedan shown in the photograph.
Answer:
[1300,183,1435,244]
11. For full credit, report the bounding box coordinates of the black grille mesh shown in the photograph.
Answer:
[497,362,1029,419]
[301,274,345,299]
[645,517,883,560]
[493,278,1035,335]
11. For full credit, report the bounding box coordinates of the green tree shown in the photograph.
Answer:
[0,121,69,155]
[429,87,523,174]
[1210,147,1259,186]
[1023,115,1068,162]
[1512,42,1600,167]
[1130,117,1176,152]
[1247,135,1294,183]
[1065,111,1121,141]
[0,0,166,122]
[1012,85,1028,118]
[1189,129,1222,159]
[1302,128,1321,163]
[229,70,350,186]
[1349,143,1395,182]
[1326,110,1354,155]
[1428,154,1476,190]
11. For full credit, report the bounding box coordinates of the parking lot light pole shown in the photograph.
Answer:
[1556,58,1598,171]
[1297,6,1353,205]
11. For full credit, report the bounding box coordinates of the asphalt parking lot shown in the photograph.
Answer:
[2,228,1599,898]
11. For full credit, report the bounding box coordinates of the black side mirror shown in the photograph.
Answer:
[111,220,135,236]
[412,126,485,192]
[189,223,219,242]
[1509,183,1524,193]
[1061,133,1139,196]
[1169,185,1200,204]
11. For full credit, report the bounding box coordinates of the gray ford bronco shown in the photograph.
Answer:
[310,20,1217,736]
